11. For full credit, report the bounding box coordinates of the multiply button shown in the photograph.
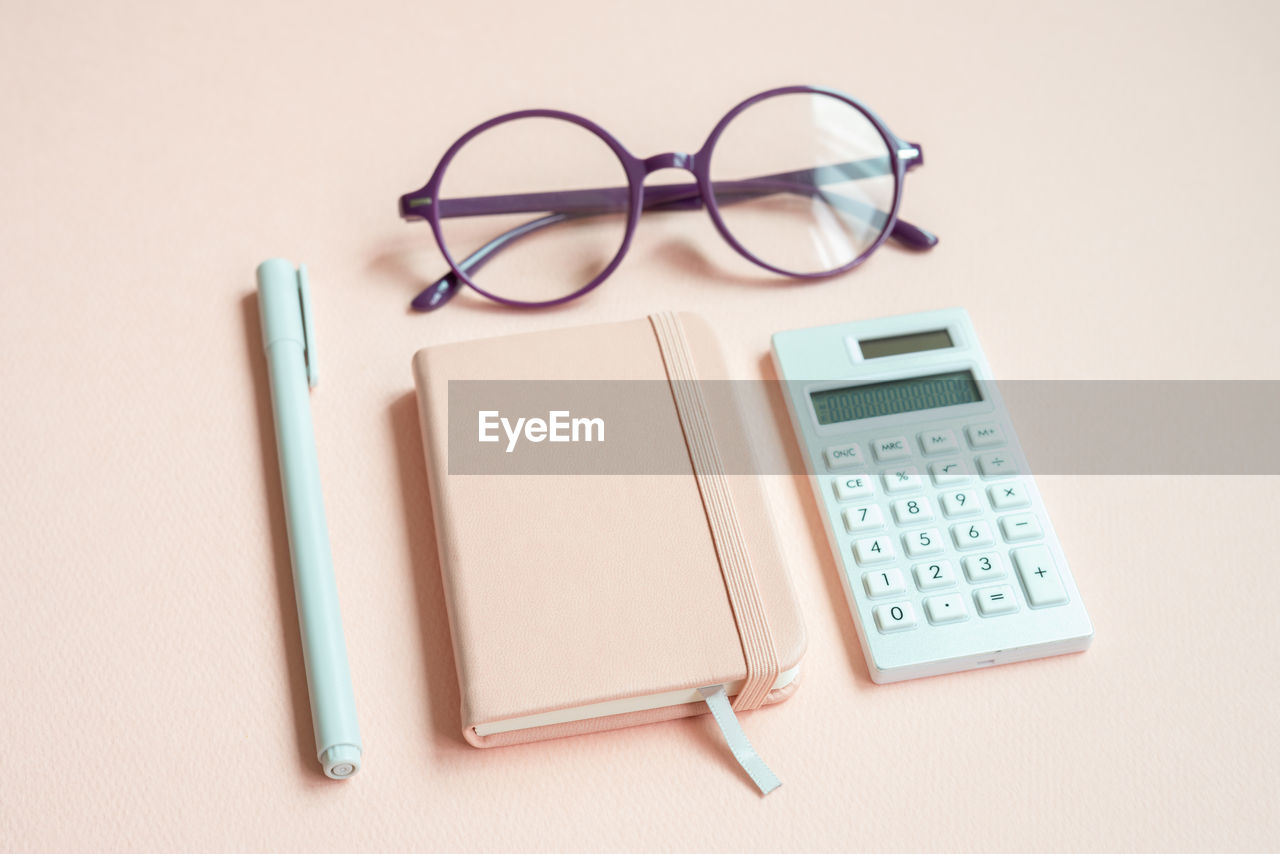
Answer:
[988,482,1030,510]
[872,436,911,462]
[919,429,959,455]
[1012,545,1068,607]
[966,423,1006,448]
[824,442,866,470]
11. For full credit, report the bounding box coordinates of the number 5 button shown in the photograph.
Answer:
[903,528,944,558]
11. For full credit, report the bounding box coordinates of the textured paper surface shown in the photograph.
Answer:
[1,1,1278,850]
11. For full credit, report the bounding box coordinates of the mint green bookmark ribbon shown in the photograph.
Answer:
[699,685,782,795]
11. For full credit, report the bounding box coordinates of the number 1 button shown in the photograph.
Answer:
[863,568,906,598]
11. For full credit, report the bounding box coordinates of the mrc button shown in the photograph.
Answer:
[872,436,911,461]
[824,442,865,470]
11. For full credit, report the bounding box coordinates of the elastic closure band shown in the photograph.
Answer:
[649,312,779,711]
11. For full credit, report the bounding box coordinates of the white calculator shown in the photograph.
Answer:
[772,308,1092,683]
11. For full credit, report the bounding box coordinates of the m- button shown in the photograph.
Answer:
[919,429,959,455]
[872,436,911,462]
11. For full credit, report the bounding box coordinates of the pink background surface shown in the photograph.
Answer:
[2,1,1277,850]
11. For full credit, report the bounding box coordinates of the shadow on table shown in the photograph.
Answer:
[388,392,469,751]
[758,352,873,688]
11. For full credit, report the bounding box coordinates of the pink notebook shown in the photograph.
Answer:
[412,312,806,750]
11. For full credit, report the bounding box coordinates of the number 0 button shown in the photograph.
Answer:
[874,602,918,633]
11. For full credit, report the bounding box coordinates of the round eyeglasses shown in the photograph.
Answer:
[398,85,937,311]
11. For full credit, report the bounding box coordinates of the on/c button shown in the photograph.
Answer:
[824,442,866,470]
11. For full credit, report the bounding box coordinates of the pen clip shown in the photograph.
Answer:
[297,265,319,388]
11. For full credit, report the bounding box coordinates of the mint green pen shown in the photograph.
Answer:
[257,259,361,780]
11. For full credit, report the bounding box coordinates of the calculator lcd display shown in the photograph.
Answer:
[858,329,953,358]
[810,370,983,425]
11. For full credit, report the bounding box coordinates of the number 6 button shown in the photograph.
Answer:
[951,520,995,548]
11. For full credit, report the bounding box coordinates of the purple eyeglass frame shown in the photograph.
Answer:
[398,84,937,311]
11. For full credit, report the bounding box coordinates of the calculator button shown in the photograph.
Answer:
[988,482,1030,510]
[1012,546,1069,607]
[999,513,1043,542]
[966,423,1007,448]
[824,442,866,470]
[891,496,934,524]
[843,504,885,533]
[974,586,1019,616]
[903,528,944,558]
[924,593,968,624]
[872,436,911,461]
[928,459,971,486]
[873,602,918,633]
[862,568,906,598]
[975,452,1019,478]
[881,467,923,494]
[853,536,896,565]
[919,429,959,456]
[940,489,981,517]
[951,521,995,549]
[833,475,875,502]
[962,552,1007,582]
[913,560,958,590]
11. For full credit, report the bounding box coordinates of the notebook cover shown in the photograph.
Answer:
[412,313,806,747]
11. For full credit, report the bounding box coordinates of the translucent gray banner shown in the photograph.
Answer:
[441,380,1280,475]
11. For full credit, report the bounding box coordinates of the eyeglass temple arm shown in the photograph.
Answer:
[405,154,936,311]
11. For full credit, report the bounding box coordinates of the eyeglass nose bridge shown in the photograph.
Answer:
[641,151,696,174]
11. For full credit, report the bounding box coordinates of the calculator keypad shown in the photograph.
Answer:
[825,419,1068,634]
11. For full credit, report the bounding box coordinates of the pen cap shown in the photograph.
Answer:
[256,258,318,387]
